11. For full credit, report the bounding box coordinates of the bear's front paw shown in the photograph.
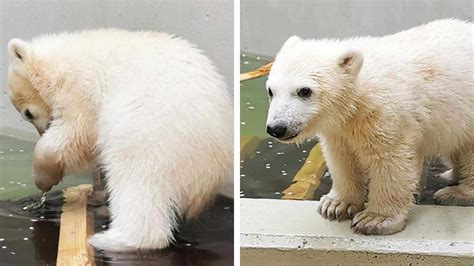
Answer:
[317,195,363,221]
[89,229,171,252]
[33,143,64,192]
[89,231,135,252]
[434,186,474,206]
[351,210,406,235]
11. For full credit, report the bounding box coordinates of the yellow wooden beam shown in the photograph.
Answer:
[240,61,273,81]
[57,184,95,266]
[282,143,327,200]
[240,136,261,160]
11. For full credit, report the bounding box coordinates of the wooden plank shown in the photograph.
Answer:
[282,143,327,200]
[240,136,261,160]
[57,184,95,266]
[240,61,273,81]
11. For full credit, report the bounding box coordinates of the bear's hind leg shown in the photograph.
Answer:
[88,118,181,251]
[434,145,474,206]
[88,163,178,251]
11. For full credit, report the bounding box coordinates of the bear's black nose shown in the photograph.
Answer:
[267,125,287,138]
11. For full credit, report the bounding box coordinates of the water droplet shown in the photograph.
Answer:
[241,122,246,125]
[19,149,24,152]
[0,238,4,241]
[240,174,246,177]
[29,227,34,230]
[224,207,230,210]
[274,192,281,195]
[243,61,249,65]
[248,106,255,110]
[2,246,6,249]
[23,238,28,241]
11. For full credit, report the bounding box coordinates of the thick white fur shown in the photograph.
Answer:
[267,19,474,235]
[7,29,233,251]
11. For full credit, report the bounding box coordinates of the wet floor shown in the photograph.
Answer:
[240,52,451,205]
[0,135,233,265]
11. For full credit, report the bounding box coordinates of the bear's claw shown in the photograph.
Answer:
[318,195,362,221]
[351,210,406,235]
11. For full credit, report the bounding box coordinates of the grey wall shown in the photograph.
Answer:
[0,0,233,137]
[241,0,473,57]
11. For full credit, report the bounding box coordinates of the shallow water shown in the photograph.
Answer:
[240,52,451,204]
[0,135,233,264]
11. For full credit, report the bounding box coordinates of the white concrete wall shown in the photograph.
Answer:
[0,0,233,136]
[241,0,473,56]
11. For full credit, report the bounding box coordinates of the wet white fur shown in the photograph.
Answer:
[8,29,233,250]
[267,19,473,234]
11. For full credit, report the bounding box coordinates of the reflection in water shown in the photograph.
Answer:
[0,191,62,265]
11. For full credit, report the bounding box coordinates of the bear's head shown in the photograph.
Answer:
[7,39,51,135]
[265,36,363,143]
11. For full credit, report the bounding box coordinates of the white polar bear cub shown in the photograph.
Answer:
[266,19,473,235]
[7,29,232,251]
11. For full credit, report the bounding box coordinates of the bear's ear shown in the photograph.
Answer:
[281,35,302,50]
[337,49,363,76]
[8,38,30,65]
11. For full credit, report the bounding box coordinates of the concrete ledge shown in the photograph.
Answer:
[241,199,474,264]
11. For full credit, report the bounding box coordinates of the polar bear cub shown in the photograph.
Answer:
[266,19,473,235]
[7,29,232,251]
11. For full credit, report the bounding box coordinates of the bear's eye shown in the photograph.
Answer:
[297,87,312,98]
[24,109,34,120]
[268,88,273,98]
